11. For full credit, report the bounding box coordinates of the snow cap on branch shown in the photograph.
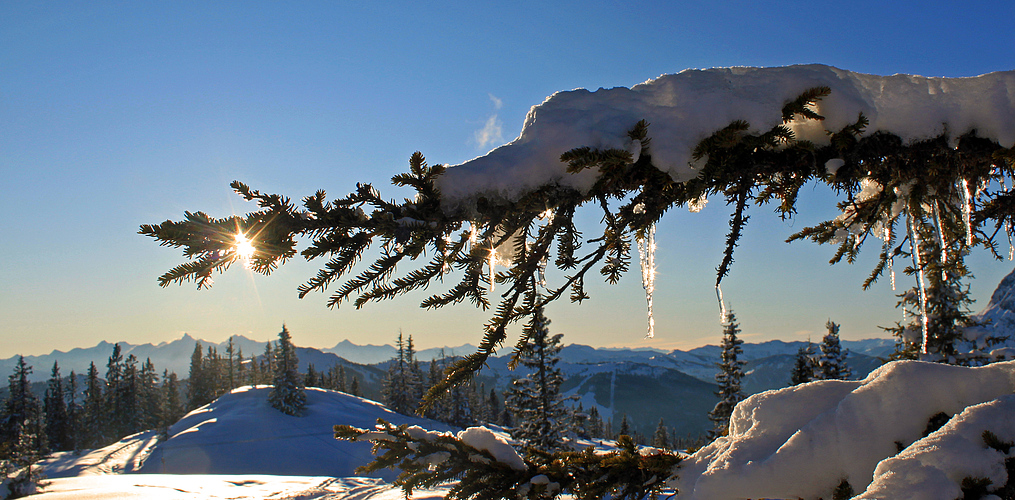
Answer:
[439,64,1015,205]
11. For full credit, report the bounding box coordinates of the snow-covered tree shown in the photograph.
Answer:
[505,306,569,450]
[1,356,47,496]
[382,332,419,415]
[269,325,307,416]
[790,340,816,385]
[817,321,851,380]
[709,311,746,438]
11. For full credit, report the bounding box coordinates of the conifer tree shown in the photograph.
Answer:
[104,344,124,437]
[81,362,105,448]
[817,321,851,380]
[617,414,631,438]
[1,356,47,495]
[790,341,816,385]
[187,342,211,409]
[652,418,670,449]
[336,365,347,393]
[487,388,501,426]
[506,306,569,450]
[586,406,604,438]
[382,332,414,414]
[225,337,236,391]
[709,311,746,438]
[162,370,184,431]
[65,370,81,452]
[349,376,361,397]
[44,362,70,452]
[305,363,319,388]
[118,354,142,435]
[269,324,307,416]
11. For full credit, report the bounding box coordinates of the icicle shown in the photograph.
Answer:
[715,284,727,324]
[1007,220,1014,261]
[959,178,973,247]
[908,213,929,354]
[487,246,497,293]
[636,224,657,338]
[931,202,948,280]
[885,225,896,291]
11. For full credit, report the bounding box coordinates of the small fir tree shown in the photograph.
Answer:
[43,362,70,452]
[65,370,81,452]
[617,414,631,438]
[505,306,569,450]
[709,311,746,438]
[349,376,361,397]
[268,325,307,416]
[790,340,816,385]
[652,418,670,449]
[81,362,105,448]
[1,356,47,496]
[817,321,851,380]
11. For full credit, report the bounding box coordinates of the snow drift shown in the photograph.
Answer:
[138,386,454,478]
[439,64,1015,204]
[675,359,1015,499]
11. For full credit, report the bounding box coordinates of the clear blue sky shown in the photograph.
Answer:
[2,1,1014,358]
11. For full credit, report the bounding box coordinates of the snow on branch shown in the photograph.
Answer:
[440,64,1015,206]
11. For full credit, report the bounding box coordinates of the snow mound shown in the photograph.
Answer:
[138,386,454,478]
[39,430,162,477]
[439,65,1015,204]
[674,360,1015,499]
[29,474,448,499]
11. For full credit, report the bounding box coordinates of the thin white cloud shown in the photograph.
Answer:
[488,93,503,110]
[474,94,505,150]
[474,114,504,150]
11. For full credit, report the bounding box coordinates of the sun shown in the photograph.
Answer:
[233,233,256,262]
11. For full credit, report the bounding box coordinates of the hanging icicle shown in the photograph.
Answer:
[487,246,497,293]
[959,178,973,247]
[636,224,657,338]
[715,284,727,324]
[907,212,930,355]
[932,202,948,280]
[885,224,896,290]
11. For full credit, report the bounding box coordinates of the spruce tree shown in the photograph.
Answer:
[44,362,70,451]
[161,371,184,432]
[268,325,307,416]
[81,362,105,448]
[652,418,670,449]
[104,344,124,438]
[187,342,211,409]
[382,332,414,414]
[65,370,81,452]
[817,321,851,380]
[507,306,568,450]
[349,376,361,397]
[1,356,47,495]
[305,363,319,388]
[617,414,631,438]
[586,406,604,439]
[709,311,746,438]
[790,341,816,385]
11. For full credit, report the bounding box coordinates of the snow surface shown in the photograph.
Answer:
[457,426,526,471]
[438,65,1015,205]
[674,359,1015,499]
[138,386,454,478]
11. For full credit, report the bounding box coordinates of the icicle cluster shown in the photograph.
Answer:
[637,224,657,338]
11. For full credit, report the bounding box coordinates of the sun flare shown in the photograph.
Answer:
[233,233,256,262]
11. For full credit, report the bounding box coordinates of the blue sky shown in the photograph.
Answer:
[2,1,1014,357]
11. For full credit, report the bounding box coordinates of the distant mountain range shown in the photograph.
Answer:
[6,265,1013,437]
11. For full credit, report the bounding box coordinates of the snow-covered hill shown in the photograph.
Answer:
[137,386,453,478]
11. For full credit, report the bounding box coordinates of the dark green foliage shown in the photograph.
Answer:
[923,412,952,438]
[269,325,307,416]
[832,478,854,500]
[790,341,816,385]
[1,357,47,497]
[983,430,1013,454]
[709,311,746,438]
[335,419,681,500]
[961,476,994,500]
[505,306,569,451]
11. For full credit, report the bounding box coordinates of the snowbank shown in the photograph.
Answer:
[438,65,1015,205]
[674,360,1015,499]
[138,386,454,478]
[29,474,448,499]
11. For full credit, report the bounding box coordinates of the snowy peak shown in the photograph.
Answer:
[976,266,1015,339]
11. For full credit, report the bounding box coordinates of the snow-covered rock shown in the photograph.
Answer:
[674,359,1015,499]
[439,65,1015,205]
